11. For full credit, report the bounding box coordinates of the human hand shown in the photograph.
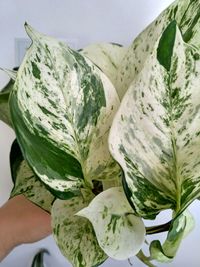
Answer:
[0,195,51,261]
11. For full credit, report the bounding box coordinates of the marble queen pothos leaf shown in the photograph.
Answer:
[109,21,200,219]
[116,0,200,100]
[9,24,120,196]
[10,139,55,212]
[51,191,108,267]
[77,187,145,260]
[80,43,127,99]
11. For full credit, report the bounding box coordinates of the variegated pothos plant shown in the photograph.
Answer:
[1,0,200,266]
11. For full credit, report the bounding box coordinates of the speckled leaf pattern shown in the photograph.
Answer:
[0,79,14,127]
[116,0,200,99]
[51,192,108,267]
[80,43,127,99]
[150,210,195,262]
[11,159,55,212]
[10,24,120,195]
[109,22,200,219]
[77,187,145,260]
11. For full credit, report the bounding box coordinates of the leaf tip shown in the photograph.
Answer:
[24,23,38,42]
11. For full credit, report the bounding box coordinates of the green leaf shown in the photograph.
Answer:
[31,249,49,267]
[150,210,195,262]
[116,0,200,99]
[109,23,200,219]
[51,192,108,267]
[80,43,127,99]
[10,24,120,194]
[10,139,55,212]
[0,79,14,127]
[77,187,145,260]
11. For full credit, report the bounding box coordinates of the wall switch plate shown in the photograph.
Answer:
[15,37,78,66]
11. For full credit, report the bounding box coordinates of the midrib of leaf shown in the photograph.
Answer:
[167,73,182,215]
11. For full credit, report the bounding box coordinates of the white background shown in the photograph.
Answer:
[0,1,200,266]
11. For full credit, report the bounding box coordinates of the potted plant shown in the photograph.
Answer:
[1,0,200,266]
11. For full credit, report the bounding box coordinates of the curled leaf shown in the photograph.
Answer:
[150,210,195,262]
[77,187,145,260]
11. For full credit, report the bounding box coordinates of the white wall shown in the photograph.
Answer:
[0,1,200,267]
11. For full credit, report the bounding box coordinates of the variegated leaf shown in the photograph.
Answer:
[51,192,108,267]
[116,0,200,99]
[80,43,127,99]
[0,79,14,127]
[10,24,120,195]
[109,21,200,219]
[10,139,55,212]
[11,160,55,212]
[150,210,195,262]
[77,187,145,260]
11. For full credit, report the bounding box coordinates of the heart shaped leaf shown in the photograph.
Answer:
[77,187,145,260]
[109,21,200,219]
[10,24,120,195]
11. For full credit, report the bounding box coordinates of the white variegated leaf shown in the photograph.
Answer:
[11,160,55,212]
[77,187,145,260]
[116,0,200,99]
[80,43,127,99]
[109,21,200,219]
[10,24,120,195]
[51,192,108,267]
[150,210,195,262]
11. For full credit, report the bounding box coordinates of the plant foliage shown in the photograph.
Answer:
[1,0,200,266]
